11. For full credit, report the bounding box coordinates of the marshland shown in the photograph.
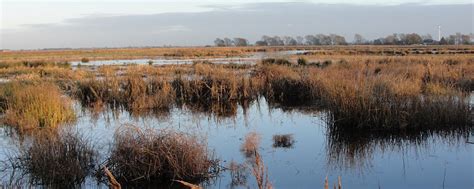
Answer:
[0,45,472,189]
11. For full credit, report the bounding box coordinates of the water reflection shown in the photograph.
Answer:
[325,125,471,171]
[0,96,472,188]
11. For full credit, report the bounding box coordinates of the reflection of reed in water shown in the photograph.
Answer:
[325,124,471,171]
[228,160,248,188]
[240,132,272,189]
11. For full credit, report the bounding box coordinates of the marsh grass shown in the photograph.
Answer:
[272,134,295,148]
[16,130,96,187]
[228,161,248,188]
[0,82,75,132]
[101,125,219,186]
[240,132,261,158]
[72,57,472,130]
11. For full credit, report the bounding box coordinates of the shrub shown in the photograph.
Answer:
[297,57,307,66]
[81,57,90,63]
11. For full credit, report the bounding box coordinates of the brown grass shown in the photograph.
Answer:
[16,130,96,187]
[241,132,261,158]
[102,125,219,186]
[0,82,76,132]
[272,134,295,148]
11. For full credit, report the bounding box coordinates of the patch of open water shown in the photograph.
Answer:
[1,97,472,188]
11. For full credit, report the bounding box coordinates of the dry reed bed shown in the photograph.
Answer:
[2,45,472,63]
[70,56,473,130]
[0,82,76,132]
[101,125,219,186]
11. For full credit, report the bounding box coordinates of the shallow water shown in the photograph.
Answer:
[1,97,472,189]
[70,50,307,66]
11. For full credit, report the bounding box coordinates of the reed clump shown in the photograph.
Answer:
[260,65,319,105]
[272,134,295,148]
[17,130,96,187]
[240,132,261,158]
[0,82,75,132]
[317,63,471,130]
[103,125,219,186]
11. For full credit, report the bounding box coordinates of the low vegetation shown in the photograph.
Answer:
[101,125,219,186]
[16,130,96,187]
[0,82,75,132]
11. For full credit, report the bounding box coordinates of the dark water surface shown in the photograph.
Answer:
[1,98,473,188]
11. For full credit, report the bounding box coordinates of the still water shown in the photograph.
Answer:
[1,98,472,188]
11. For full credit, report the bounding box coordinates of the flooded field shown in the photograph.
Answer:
[1,98,472,188]
[0,46,472,189]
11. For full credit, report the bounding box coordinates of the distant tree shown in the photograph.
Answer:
[405,33,422,45]
[461,34,471,45]
[255,40,268,46]
[373,38,384,45]
[304,35,318,45]
[214,38,225,47]
[283,36,298,46]
[296,36,304,45]
[273,36,284,46]
[233,38,248,46]
[422,34,434,44]
[330,34,347,45]
[447,35,456,45]
[439,37,448,45]
[354,34,366,44]
[223,38,233,46]
[384,34,398,45]
[316,34,331,45]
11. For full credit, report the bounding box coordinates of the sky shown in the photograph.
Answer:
[1,0,473,49]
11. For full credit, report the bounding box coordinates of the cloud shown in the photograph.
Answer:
[1,2,472,49]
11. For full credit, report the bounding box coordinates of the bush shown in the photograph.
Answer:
[81,57,90,63]
[297,57,307,66]
[261,58,291,66]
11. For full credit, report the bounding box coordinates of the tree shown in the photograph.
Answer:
[214,38,225,47]
[384,34,398,45]
[330,34,347,45]
[373,38,384,45]
[296,36,304,45]
[304,35,318,45]
[439,37,448,45]
[354,34,365,45]
[283,36,297,46]
[315,34,331,45]
[255,40,268,46]
[223,38,233,46]
[233,38,248,46]
[460,34,471,45]
[422,34,434,44]
[405,33,422,45]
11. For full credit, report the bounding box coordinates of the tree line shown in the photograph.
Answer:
[214,33,473,46]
